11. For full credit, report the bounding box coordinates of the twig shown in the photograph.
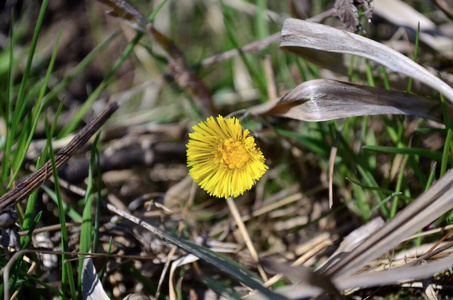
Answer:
[0,101,119,215]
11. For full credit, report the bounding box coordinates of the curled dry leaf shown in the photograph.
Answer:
[249,79,453,123]
[280,18,453,105]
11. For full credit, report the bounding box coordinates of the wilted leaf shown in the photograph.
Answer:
[280,18,453,105]
[249,79,453,123]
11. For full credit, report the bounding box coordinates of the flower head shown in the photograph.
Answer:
[186,115,268,198]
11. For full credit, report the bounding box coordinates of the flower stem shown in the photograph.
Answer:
[225,196,269,282]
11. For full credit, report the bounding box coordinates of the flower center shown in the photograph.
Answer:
[216,138,250,169]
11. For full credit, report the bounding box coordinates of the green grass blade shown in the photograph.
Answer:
[2,0,49,185]
[390,153,409,218]
[20,212,42,249]
[45,120,77,300]
[13,0,48,122]
[92,140,102,254]
[222,7,267,98]
[43,30,119,106]
[107,204,287,300]
[78,134,100,290]
[149,0,168,22]
[41,186,82,222]
[21,155,47,233]
[345,177,410,200]
[363,145,452,163]
[407,22,420,92]
[8,29,62,187]
[255,0,268,40]
[59,32,143,138]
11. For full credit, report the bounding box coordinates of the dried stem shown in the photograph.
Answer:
[225,196,269,282]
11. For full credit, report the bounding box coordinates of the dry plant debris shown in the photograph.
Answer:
[1,0,453,299]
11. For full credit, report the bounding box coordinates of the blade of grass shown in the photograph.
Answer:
[21,154,47,233]
[390,153,409,218]
[43,30,119,106]
[363,145,452,163]
[1,0,49,184]
[44,106,75,298]
[345,177,410,200]
[78,134,100,291]
[440,92,453,176]
[20,212,42,249]
[92,138,102,254]
[149,0,168,22]
[106,203,287,300]
[41,186,82,223]
[9,29,62,187]
[59,32,143,138]
[222,6,267,98]
[2,17,15,193]
[406,22,420,92]
[46,119,77,300]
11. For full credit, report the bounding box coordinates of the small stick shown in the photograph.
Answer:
[0,101,119,215]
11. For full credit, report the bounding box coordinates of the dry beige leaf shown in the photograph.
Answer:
[249,79,452,122]
[280,18,453,105]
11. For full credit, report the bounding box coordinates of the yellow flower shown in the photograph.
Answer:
[186,115,268,198]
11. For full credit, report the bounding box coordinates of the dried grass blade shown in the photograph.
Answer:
[280,18,453,104]
[339,253,453,289]
[251,253,453,299]
[324,169,453,278]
